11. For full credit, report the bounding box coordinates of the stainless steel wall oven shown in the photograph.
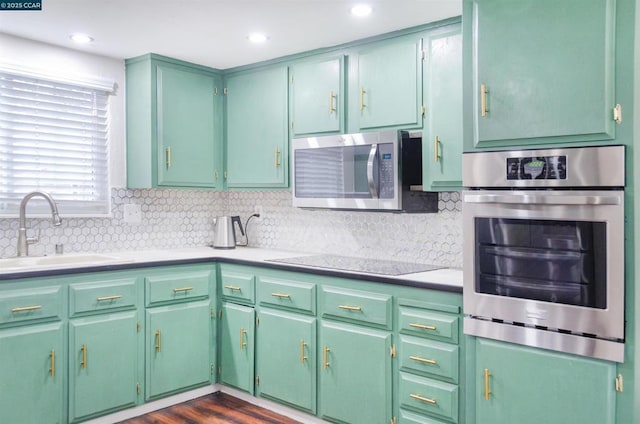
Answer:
[462,146,625,362]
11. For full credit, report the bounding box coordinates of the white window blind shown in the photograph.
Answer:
[0,69,111,216]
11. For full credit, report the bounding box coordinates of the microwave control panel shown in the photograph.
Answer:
[379,143,395,199]
[506,155,567,180]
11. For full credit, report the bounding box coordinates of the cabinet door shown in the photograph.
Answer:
[157,64,222,187]
[423,24,463,191]
[319,321,392,424]
[226,67,289,188]
[146,300,211,400]
[468,0,616,149]
[256,309,316,413]
[290,57,343,136]
[355,36,422,131]
[69,311,139,422]
[476,338,616,424]
[0,323,63,424]
[220,302,255,393]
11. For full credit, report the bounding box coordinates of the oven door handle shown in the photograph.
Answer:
[367,143,379,199]
[463,193,621,206]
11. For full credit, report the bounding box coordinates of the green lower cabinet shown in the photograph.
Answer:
[319,320,393,424]
[69,311,139,422]
[475,338,616,424]
[220,302,255,393]
[0,322,63,424]
[146,300,211,400]
[255,309,316,413]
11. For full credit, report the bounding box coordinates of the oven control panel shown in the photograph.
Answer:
[506,155,567,180]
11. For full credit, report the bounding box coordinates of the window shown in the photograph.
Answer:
[0,66,113,216]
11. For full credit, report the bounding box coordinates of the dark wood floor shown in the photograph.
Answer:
[117,392,301,424]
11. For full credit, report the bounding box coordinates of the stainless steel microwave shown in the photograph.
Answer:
[291,130,437,212]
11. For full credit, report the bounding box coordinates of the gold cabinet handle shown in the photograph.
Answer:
[484,368,492,400]
[410,355,437,365]
[96,295,122,301]
[271,293,291,299]
[434,136,441,162]
[329,90,336,113]
[214,170,219,181]
[360,87,366,110]
[274,147,281,168]
[410,323,437,331]
[410,394,437,405]
[300,340,308,364]
[11,305,42,312]
[240,328,247,350]
[155,330,162,352]
[50,349,55,377]
[173,287,193,293]
[338,305,362,312]
[481,83,488,117]
[224,285,242,291]
[323,346,331,369]
[81,344,87,369]
[166,146,172,168]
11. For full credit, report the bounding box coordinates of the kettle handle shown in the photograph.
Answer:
[232,216,245,236]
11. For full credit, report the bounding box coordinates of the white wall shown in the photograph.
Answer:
[0,32,127,187]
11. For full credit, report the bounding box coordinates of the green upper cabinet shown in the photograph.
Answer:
[126,54,223,188]
[225,66,289,188]
[422,24,463,191]
[464,0,618,150]
[350,35,423,132]
[475,338,616,424]
[290,56,344,136]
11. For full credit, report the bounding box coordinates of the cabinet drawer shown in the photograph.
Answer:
[399,307,459,344]
[399,335,459,384]
[69,278,138,316]
[257,276,315,313]
[399,372,459,423]
[146,270,211,306]
[220,271,255,304]
[0,286,63,326]
[321,286,392,329]
[399,408,448,424]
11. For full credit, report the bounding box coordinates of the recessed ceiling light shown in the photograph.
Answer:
[70,33,94,44]
[350,4,373,17]
[248,33,268,43]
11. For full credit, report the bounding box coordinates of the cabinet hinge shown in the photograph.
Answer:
[218,365,221,377]
[291,75,294,84]
[391,417,397,424]
[613,104,622,124]
[224,171,228,181]
[615,374,624,392]
[210,364,215,375]
[255,376,260,386]
[390,344,396,358]
[291,121,294,130]
[214,86,218,95]
[421,50,426,60]
[421,105,426,118]
[136,383,141,395]
[223,87,228,95]
[136,322,141,333]
[219,309,223,319]
[256,316,260,326]
[211,308,215,319]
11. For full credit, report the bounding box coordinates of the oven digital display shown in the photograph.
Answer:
[506,155,567,180]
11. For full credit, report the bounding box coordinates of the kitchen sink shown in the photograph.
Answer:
[0,253,133,272]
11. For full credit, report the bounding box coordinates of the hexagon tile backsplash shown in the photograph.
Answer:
[0,188,462,268]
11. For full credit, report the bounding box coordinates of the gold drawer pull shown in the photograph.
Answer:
[50,349,55,377]
[481,83,489,117]
[81,344,87,369]
[155,330,162,352]
[173,287,193,293]
[323,346,331,369]
[484,368,492,400]
[96,295,122,301]
[329,90,336,113]
[240,328,247,350]
[224,285,242,291]
[11,305,42,313]
[410,394,437,405]
[300,340,308,364]
[360,86,366,110]
[166,146,172,168]
[274,147,281,168]
[410,323,437,331]
[434,135,441,162]
[410,355,437,365]
[338,305,362,312]
[271,293,291,299]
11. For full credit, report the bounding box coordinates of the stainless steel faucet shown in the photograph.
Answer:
[17,191,63,257]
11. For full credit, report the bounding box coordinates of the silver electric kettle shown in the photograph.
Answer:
[212,216,245,249]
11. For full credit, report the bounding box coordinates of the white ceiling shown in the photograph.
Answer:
[0,0,461,69]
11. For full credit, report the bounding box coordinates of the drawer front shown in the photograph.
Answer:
[257,276,315,313]
[399,335,459,383]
[321,286,392,329]
[220,271,255,304]
[399,408,448,424]
[0,286,63,326]
[399,307,459,344]
[399,372,459,423]
[70,278,138,316]
[146,270,211,306]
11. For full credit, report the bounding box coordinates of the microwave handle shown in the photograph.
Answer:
[464,193,621,206]
[367,144,378,199]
